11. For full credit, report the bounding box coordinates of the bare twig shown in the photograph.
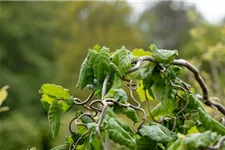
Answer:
[102,75,110,100]
[74,91,94,105]
[125,80,140,107]
[145,90,160,123]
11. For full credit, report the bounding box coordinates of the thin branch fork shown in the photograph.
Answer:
[127,56,225,115]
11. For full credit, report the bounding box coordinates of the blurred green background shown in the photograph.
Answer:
[0,1,225,149]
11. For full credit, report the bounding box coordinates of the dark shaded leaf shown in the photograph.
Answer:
[48,102,62,138]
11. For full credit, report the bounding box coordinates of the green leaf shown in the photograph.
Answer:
[139,123,177,143]
[182,120,196,129]
[111,75,122,89]
[87,123,97,132]
[197,107,225,135]
[92,46,110,83]
[136,80,154,102]
[139,66,155,90]
[89,132,102,150]
[50,144,69,150]
[92,44,101,52]
[150,102,168,117]
[132,48,152,57]
[48,102,62,138]
[168,131,218,150]
[28,147,36,150]
[76,50,95,89]
[107,118,136,149]
[39,83,70,100]
[149,44,178,64]
[105,88,128,103]
[136,136,157,150]
[87,79,102,95]
[121,107,139,123]
[111,46,133,75]
[188,93,203,109]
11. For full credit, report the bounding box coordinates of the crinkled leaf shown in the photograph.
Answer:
[132,48,152,57]
[136,136,157,150]
[111,46,133,75]
[107,118,136,149]
[39,84,70,100]
[76,50,96,89]
[92,47,110,83]
[48,102,62,138]
[168,131,218,150]
[139,123,177,143]
[121,107,139,123]
[150,44,178,64]
[50,144,69,150]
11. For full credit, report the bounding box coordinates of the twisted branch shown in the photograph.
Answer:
[127,56,225,115]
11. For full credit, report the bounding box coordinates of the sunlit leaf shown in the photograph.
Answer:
[39,84,70,100]
[0,85,9,106]
[132,48,152,57]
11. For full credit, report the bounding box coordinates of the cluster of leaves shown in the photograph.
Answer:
[40,45,225,150]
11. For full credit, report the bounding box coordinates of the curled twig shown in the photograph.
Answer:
[127,56,225,115]
[161,115,177,131]
[74,91,94,105]
[211,105,218,118]
[160,69,189,129]
[145,90,160,123]
[219,117,225,126]
[69,130,89,150]
[207,136,225,150]
[126,80,140,107]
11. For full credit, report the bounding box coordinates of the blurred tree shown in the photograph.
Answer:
[53,1,143,99]
[138,1,203,50]
[181,24,225,103]
[0,2,58,117]
[0,2,60,149]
